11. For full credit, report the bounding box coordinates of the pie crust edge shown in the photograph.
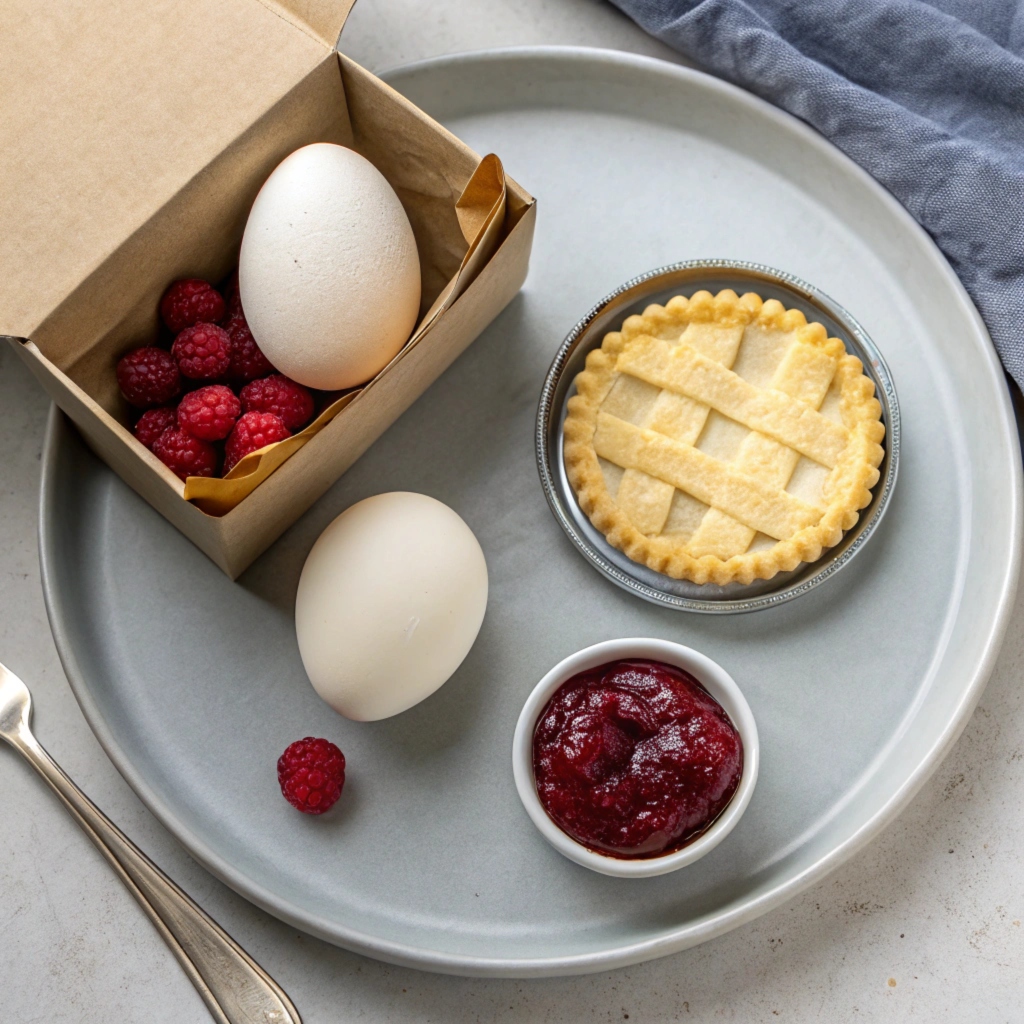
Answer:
[563,290,887,586]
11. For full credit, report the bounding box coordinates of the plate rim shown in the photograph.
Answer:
[37,45,1023,977]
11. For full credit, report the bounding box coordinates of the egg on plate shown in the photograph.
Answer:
[295,492,489,721]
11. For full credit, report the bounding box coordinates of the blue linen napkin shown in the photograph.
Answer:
[609,0,1024,390]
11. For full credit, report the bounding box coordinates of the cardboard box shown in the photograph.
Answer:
[1,0,536,577]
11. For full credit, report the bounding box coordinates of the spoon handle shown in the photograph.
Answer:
[8,722,301,1024]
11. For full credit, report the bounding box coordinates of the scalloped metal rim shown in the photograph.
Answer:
[535,258,901,614]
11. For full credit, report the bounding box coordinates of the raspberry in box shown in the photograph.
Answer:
[1,0,535,578]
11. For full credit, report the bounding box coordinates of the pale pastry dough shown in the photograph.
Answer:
[563,290,886,585]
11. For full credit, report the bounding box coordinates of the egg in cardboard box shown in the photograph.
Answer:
[239,143,422,391]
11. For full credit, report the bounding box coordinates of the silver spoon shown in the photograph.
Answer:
[0,661,301,1024]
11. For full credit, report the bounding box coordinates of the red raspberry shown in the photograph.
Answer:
[277,737,345,814]
[177,385,240,441]
[239,374,314,431]
[160,279,226,334]
[226,314,273,382]
[172,323,232,381]
[152,427,218,480]
[116,347,182,408]
[133,406,178,450]
[224,411,291,474]
[223,270,243,319]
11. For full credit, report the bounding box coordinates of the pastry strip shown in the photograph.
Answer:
[614,322,745,534]
[686,339,840,558]
[617,337,849,467]
[593,412,823,540]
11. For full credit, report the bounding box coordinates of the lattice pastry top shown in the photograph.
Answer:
[563,290,886,586]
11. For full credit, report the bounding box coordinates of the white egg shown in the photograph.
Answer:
[295,492,489,721]
[238,143,421,391]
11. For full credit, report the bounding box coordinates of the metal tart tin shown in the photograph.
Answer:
[535,259,900,614]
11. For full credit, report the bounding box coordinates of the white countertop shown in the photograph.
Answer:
[2,2,1023,1020]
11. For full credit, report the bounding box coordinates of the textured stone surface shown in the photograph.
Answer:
[2,4,1022,1019]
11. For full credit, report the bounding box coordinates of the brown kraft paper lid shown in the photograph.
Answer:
[0,0,357,341]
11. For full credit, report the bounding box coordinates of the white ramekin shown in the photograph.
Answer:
[512,638,759,878]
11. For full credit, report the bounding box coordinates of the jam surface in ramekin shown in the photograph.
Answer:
[533,658,743,859]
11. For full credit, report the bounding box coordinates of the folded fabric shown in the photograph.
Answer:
[610,0,1024,391]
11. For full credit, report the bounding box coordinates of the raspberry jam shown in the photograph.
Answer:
[533,659,743,859]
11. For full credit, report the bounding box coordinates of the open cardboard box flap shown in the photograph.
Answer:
[0,0,358,342]
[258,0,360,47]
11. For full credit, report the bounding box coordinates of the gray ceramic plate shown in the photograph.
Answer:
[40,48,1021,977]
[537,259,900,612]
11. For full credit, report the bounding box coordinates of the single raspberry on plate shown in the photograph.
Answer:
[223,411,291,474]
[133,406,178,450]
[226,314,273,382]
[223,270,243,319]
[152,427,218,480]
[160,279,226,334]
[277,737,345,815]
[239,374,315,431]
[177,384,241,441]
[171,323,232,381]
[116,346,182,408]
